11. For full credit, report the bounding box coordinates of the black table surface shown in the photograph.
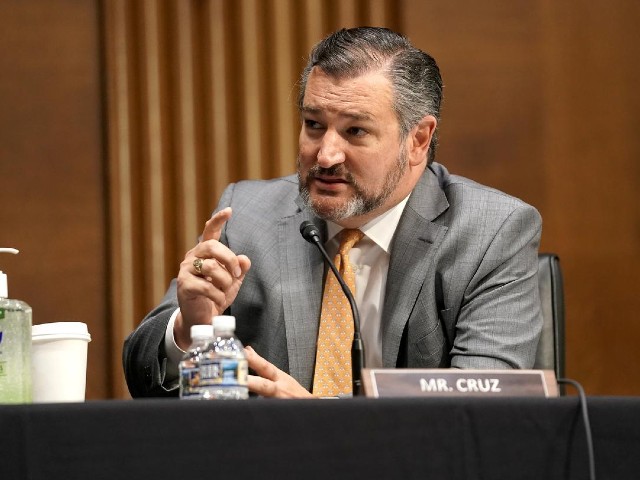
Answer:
[1,396,639,480]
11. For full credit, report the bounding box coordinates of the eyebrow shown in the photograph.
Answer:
[300,105,373,122]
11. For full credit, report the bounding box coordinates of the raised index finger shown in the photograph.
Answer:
[202,207,232,242]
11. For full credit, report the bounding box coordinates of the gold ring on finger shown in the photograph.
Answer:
[193,257,205,275]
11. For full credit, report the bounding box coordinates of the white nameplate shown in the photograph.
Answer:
[362,369,558,398]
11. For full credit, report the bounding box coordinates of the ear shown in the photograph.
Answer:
[407,115,437,167]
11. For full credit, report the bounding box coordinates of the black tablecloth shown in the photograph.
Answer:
[1,396,638,479]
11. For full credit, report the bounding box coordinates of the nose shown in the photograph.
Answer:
[317,131,346,167]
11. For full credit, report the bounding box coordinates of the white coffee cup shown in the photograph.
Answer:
[31,322,91,403]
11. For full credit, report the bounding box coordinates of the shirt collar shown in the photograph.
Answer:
[326,195,410,253]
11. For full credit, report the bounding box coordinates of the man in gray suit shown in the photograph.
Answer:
[123,27,542,398]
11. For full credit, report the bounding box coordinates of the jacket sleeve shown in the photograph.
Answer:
[449,204,543,369]
[122,184,237,398]
[122,280,181,398]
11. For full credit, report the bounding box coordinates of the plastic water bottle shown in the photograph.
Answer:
[179,324,215,400]
[199,315,248,400]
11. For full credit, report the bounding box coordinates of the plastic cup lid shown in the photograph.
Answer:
[32,322,91,340]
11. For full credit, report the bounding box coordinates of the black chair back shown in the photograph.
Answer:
[534,253,565,380]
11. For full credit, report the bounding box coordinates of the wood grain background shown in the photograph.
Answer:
[1,0,638,398]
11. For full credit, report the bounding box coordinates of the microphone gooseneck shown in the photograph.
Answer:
[300,220,365,396]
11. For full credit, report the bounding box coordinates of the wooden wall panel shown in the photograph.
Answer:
[537,1,640,395]
[404,0,640,395]
[0,0,108,399]
[103,0,399,397]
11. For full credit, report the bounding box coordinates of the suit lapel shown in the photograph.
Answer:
[381,168,449,367]
[278,202,325,390]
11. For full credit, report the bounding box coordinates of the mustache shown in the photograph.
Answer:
[307,164,353,182]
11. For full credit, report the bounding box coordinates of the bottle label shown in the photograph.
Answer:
[180,366,202,399]
[199,358,248,387]
[0,312,4,372]
[0,309,5,364]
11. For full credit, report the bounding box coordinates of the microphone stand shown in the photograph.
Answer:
[300,221,365,396]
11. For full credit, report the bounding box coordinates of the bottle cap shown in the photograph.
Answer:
[190,324,214,340]
[0,248,19,298]
[213,315,236,331]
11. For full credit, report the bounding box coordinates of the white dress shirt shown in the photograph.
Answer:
[164,196,409,380]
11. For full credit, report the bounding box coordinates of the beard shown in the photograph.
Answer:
[297,149,408,222]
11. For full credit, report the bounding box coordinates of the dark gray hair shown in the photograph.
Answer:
[298,27,443,164]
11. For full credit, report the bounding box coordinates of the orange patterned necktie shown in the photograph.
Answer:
[312,229,364,397]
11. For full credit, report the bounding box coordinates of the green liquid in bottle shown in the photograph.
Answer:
[0,299,33,404]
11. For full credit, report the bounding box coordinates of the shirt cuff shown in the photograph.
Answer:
[163,308,186,387]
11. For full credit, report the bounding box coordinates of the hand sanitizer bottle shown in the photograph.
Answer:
[0,248,33,403]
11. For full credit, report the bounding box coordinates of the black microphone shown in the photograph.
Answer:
[300,220,365,396]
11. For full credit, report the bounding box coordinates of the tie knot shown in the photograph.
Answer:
[338,229,364,255]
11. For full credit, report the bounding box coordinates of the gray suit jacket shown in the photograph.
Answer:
[123,163,542,397]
